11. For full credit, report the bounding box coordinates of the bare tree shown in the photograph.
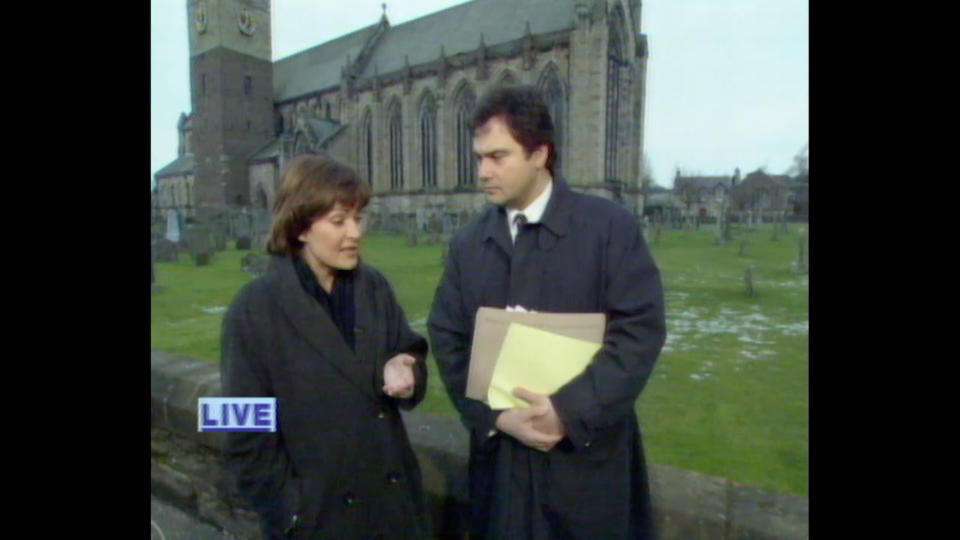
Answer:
[787,143,809,180]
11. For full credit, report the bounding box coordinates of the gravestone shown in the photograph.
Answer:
[241,253,269,276]
[213,231,228,251]
[428,212,443,234]
[182,226,211,254]
[406,230,420,247]
[416,207,427,232]
[165,210,182,243]
[150,247,166,292]
[236,236,252,250]
[793,228,808,274]
[152,239,180,262]
[182,226,213,266]
[744,266,755,297]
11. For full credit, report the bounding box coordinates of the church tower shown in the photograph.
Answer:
[187,0,273,219]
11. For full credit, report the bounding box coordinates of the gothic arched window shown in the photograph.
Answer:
[538,65,566,176]
[293,132,310,155]
[605,7,627,182]
[419,91,438,189]
[454,83,477,187]
[359,108,373,186]
[388,99,404,191]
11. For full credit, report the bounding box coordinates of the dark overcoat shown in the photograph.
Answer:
[221,255,431,539]
[428,178,666,539]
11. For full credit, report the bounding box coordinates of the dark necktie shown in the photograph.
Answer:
[509,212,537,305]
[513,213,528,244]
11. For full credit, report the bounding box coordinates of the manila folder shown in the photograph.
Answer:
[465,307,605,401]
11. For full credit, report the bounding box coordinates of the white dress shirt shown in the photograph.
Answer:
[507,180,553,243]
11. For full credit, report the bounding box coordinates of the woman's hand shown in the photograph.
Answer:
[383,353,417,398]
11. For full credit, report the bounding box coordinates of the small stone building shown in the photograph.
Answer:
[672,168,739,220]
[729,169,792,224]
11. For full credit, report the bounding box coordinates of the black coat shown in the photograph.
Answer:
[221,256,431,539]
[428,179,666,539]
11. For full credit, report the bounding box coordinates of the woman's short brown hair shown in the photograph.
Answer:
[266,154,371,256]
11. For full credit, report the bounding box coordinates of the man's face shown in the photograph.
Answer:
[474,116,548,210]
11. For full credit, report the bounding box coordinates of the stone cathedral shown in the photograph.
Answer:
[154,0,650,231]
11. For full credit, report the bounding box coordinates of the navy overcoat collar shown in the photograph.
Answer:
[480,176,574,254]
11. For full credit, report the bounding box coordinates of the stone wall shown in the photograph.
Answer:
[151,350,808,539]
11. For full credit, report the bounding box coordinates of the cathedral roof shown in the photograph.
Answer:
[273,23,382,102]
[154,154,195,179]
[271,0,578,101]
[299,118,345,147]
[359,0,576,79]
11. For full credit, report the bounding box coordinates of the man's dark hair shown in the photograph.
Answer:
[471,85,556,176]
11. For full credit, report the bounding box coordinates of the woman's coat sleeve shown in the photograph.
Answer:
[219,290,301,532]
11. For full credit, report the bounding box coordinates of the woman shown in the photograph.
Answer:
[220,154,431,539]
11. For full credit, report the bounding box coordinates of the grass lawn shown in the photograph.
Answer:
[151,221,808,497]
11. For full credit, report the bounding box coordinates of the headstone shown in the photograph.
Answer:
[793,228,808,274]
[428,212,443,234]
[738,237,748,257]
[241,253,269,276]
[165,210,182,243]
[406,230,420,247]
[212,230,227,251]
[236,236,252,250]
[183,226,212,255]
[744,267,755,297]
[416,207,427,232]
[153,239,180,262]
[182,225,214,266]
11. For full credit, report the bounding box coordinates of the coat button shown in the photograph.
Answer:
[584,441,592,448]
[377,410,386,419]
[343,492,357,506]
[386,472,401,484]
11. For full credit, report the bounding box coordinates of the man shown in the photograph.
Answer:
[428,85,666,539]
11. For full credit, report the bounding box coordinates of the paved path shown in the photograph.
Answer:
[150,496,237,540]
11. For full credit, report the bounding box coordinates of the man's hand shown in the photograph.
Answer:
[514,387,566,440]
[494,387,565,452]
[383,354,416,398]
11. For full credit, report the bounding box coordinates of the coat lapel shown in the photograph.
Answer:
[272,257,377,402]
[351,268,378,375]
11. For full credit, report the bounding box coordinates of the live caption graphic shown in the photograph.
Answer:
[198,397,276,432]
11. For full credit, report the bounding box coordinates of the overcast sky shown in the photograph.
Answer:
[150,0,808,189]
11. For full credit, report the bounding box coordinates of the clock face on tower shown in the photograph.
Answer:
[194,1,208,34]
[238,8,256,36]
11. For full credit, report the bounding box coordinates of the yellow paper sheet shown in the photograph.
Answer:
[487,323,602,409]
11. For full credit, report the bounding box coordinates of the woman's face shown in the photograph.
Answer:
[298,202,365,278]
